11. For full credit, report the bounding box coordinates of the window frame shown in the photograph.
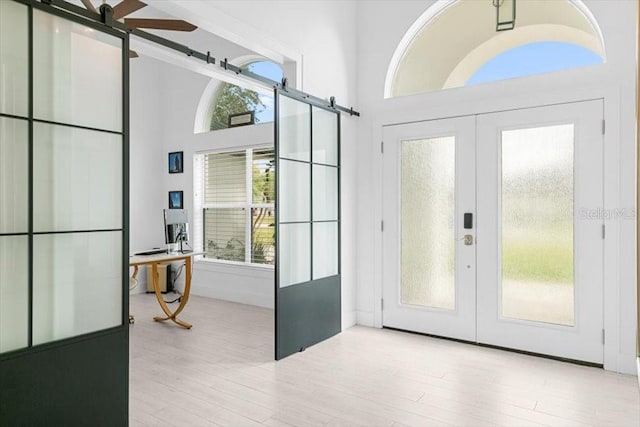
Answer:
[194,145,275,269]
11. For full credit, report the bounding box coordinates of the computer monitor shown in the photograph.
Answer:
[164,209,189,252]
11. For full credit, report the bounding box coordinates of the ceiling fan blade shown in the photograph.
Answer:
[129,50,139,59]
[112,0,147,20]
[80,0,98,14]
[124,18,197,32]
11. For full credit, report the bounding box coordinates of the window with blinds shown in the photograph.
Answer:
[202,148,275,265]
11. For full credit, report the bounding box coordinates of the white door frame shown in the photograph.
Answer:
[369,80,630,373]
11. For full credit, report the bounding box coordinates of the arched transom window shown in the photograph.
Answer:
[385,0,604,98]
[209,60,283,130]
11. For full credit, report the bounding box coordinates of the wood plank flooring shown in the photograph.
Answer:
[129,294,640,426]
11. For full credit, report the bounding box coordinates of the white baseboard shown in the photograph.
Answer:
[191,283,273,309]
[357,310,375,327]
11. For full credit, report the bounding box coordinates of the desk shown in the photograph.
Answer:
[129,251,203,329]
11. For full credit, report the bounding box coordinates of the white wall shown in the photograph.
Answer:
[130,0,360,326]
[355,0,637,374]
[129,56,166,293]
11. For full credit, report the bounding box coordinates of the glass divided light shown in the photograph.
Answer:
[33,10,122,132]
[32,232,122,345]
[0,6,125,354]
[277,95,340,287]
[0,235,29,353]
[501,124,575,326]
[0,0,28,117]
[33,123,122,232]
[401,137,455,310]
[0,117,29,234]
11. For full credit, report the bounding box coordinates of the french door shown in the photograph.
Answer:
[382,100,604,363]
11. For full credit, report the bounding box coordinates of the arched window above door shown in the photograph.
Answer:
[385,0,605,98]
[208,60,283,131]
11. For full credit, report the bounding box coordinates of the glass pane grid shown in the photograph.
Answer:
[501,124,575,326]
[279,159,310,223]
[312,165,338,221]
[311,106,339,166]
[278,95,310,162]
[277,95,340,288]
[279,222,310,287]
[312,222,338,280]
[0,11,126,353]
[401,137,455,311]
[33,123,122,233]
[0,0,29,117]
[0,117,29,234]
[0,235,29,353]
[32,231,122,345]
[33,10,123,132]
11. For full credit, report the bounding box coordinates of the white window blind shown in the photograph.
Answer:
[201,148,275,266]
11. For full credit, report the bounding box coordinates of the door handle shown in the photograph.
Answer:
[464,235,473,245]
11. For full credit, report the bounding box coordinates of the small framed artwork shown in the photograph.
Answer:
[168,151,183,174]
[168,191,183,209]
[228,111,255,128]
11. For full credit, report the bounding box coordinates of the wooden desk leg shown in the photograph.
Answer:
[152,259,192,329]
[172,257,191,319]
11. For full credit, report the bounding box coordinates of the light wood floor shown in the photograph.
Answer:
[129,294,640,427]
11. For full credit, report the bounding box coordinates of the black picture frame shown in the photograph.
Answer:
[168,151,183,174]
[228,111,255,128]
[168,191,183,209]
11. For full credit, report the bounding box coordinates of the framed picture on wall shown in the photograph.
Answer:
[168,191,183,209]
[168,151,183,174]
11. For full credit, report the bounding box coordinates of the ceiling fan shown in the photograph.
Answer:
[80,0,198,58]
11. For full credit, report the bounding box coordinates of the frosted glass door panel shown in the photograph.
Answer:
[0,117,28,234]
[313,222,338,279]
[279,223,310,287]
[0,0,28,117]
[278,95,310,161]
[33,11,122,132]
[501,125,574,326]
[0,236,28,353]
[33,123,122,232]
[312,165,338,221]
[32,231,122,345]
[312,106,338,166]
[401,137,455,310]
[279,159,310,223]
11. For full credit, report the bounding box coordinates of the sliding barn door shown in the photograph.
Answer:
[275,90,341,360]
[0,1,129,423]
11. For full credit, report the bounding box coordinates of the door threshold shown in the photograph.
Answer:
[383,326,603,369]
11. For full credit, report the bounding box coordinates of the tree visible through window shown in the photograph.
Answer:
[202,148,275,265]
[210,61,283,131]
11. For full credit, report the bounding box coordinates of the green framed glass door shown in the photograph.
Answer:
[0,1,129,423]
[275,89,341,360]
